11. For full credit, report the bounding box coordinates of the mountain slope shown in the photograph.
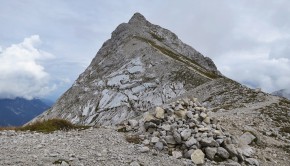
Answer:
[0,98,50,126]
[31,13,223,125]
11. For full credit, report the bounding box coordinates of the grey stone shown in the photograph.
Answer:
[205,147,217,160]
[173,131,182,143]
[164,135,176,144]
[139,146,150,153]
[203,117,211,124]
[130,161,140,166]
[223,143,239,159]
[185,137,197,147]
[151,136,159,143]
[144,122,157,130]
[180,129,191,140]
[239,132,256,145]
[245,158,259,166]
[174,110,187,119]
[243,126,261,145]
[175,104,184,111]
[159,130,166,136]
[231,135,239,144]
[152,131,160,137]
[172,151,183,159]
[217,147,230,159]
[144,113,156,122]
[161,124,171,131]
[61,161,69,166]
[186,111,193,119]
[198,127,209,132]
[184,149,195,159]
[200,137,219,147]
[200,112,207,119]
[191,149,205,165]
[128,119,139,128]
[147,127,156,134]
[215,138,224,145]
[238,145,255,157]
[155,107,165,119]
[154,141,164,151]
[236,148,245,162]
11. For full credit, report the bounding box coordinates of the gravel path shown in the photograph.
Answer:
[0,127,187,166]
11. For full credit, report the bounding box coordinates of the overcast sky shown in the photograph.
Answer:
[1,0,290,100]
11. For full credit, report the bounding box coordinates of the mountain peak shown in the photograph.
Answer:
[128,12,149,26]
[31,12,222,126]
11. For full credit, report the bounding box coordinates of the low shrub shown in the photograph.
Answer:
[19,119,89,133]
[125,134,141,144]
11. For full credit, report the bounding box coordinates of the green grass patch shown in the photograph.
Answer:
[19,119,89,133]
[134,36,221,79]
[125,134,141,144]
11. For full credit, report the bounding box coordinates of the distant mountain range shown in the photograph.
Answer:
[0,98,51,126]
[271,89,290,100]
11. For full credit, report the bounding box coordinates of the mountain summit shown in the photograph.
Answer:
[31,13,223,125]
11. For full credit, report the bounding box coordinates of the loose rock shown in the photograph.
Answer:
[205,147,217,160]
[191,149,205,165]
[172,151,183,159]
[245,158,259,166]
[217,147,230,159]
[155,107,165,119]
[239,132,256,145]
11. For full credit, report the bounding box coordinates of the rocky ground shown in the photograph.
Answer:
[0,92,290,166]
[211,95,290,166]
[0,127,188,166]
[1,95,289,166]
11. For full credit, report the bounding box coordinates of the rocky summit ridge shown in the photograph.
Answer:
[26,13,290,165]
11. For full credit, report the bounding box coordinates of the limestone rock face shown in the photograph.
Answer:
[29,13,221,126]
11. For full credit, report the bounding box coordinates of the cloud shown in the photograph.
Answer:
[216,49,290,92]
[0,35,56,99]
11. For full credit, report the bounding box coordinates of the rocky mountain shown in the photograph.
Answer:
[271,89,290,99]
[0,98,50,126]
[31,13,222,126]
[21,12,290,165]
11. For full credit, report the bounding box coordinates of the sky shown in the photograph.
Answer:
[1,0,290,101]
